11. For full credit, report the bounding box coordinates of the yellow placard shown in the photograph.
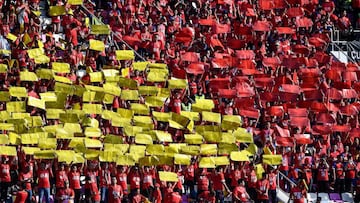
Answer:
[91,24,111,35]
[184,134,203,144]
[133,62,149,71]
[84,127,102,137]
[6,33,17,42]
[214,156,230,166]
[46,109,65,119]
[9,87,28,98]
[180,145,199,155]
[0,64,7,73]
[116,155,136,166]
[138,86,158,95]
[168,79,187,89]
[192,99,215,112]
[34,55,50,64]
[54,75,73,84]
[68,0,83,5]
[174,154,191,165]
[7,101,26,113]
[49,6,66,16]
[27,48,44,59]
[0,146,17,156]
[82,103,103,114]
[38,138,57,149]
[199,157,216,168]
[84,138,103,148]
[40,92,57,102]
[234,128,254,143]
[218,143,238,155]
[28,97,45,110]
[230,151,250,161]
[159,171,178,182]
[36,68,53,80]
[89,39,105,52]
[20,71,38,81]
[121,90,139,101]
[0,134,9,144]
[34,150,55,159]
[145,96,166,107]
[52,62,70,73]
[147,70,167,82]
[155,130,172,142]
[152,112,171,122]
[23,147,40,155]
[149,63,167,69]
[103,83,121,96]
[146,144,165,155]
[222,115,242,130]
[203,131,222,143]
[200,144,218,155]
[262,154,282,165]
[116,50,135,60]
[131,103,150,115]
[135,134,153,145]
[89,72,103,82]
[180,111,200,121]
[124,126,142,136]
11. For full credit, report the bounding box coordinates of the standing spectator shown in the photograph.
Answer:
[68,165,82,203]
[268,169,277,203]
[256,173,269,203]
[14,183,28,203]
[232,179,251,203]
[37,162,52,203]
[19,166,33,203]
[99,163,111,203]
[289,181,307,203]
[0,156,11,202]
[108,176,123,203]
[211,167,231,203]
[152,183,162,203]
[56,181,75,203]
[55,163,69,196]
[316,158,330,193]
[345,155,357,192]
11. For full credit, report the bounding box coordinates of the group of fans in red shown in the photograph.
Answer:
[0,0,360,202]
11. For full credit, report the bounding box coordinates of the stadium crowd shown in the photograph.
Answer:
[0,0,359,202]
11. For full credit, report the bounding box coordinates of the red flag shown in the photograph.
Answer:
[290,117,310,128]
[227,39,245,50]
[267,106,284,117]
[280,84,301,94]
[259,0,274,10]
[254,77,274,88]
[236,82,255,97]
[181,52,200,62]
[211,58,229,68]
[209,78,230,91]
[276,137,294,147]
[210,38,224,49]
[234,98,255,108]
[185,63,205,75]
[198,18,216,26]
[303,89,323,101]
[340,105,359,116]
[235,50,255,60]
[308,37,327,47]
[316,113,336,124]
[213,24,230,34]
[275,125,290,137]
[122,35,141,46]
[332,125,351,132]
[286,7,305,18]
[288,108,308,117]
[171,67,187,79]
[262,57,281,68]
[296,17,313,28]
[239,109,260,119]
[274,0,287,8]
[252,21,271,32]
[312,125,332,134]
[342,89,358,99]
[310,101,328,113]
[294,134,313,144]
[218,89,236,98]
[276,27,296,34]
[342,71,358,81]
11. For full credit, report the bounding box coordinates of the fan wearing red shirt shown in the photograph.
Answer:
[55,163,69,193]
[37,162,52,203]
[198,190,216,203]
[233,179,251,203]
[256,173,270,203]
[316,158,330,192]
[56,181,75,203]
[345,155,357,192]
[99,163,111,203]
[268,169,277,203]
[289,182,307,203]
[19,166,33,203]
[334,157,345,193]
[211,167,231,203]
[197,170,209,196]
[68,165,82,203]
[184,162,196,198]
[14,183,28,203]
[108,177,123,203]
[141,166,154,199]
[0,157,11,202]
[152,183,162,203]
[116,166,128,195]
[86,176,100,203]
[129,167,141,200]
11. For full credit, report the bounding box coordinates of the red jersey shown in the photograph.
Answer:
[68,171,81,189]
[89,182,101,202]
[56,170,68,188]
[116,172,128,194]
[99,169,111,187]
[211,172,225,191]
[291,187,306,203]
[346,162,356,179]
[197,175,209,191]
[233,186,248,202]
[230,169,242,188]
[268,172,277,190]
[129,174,141,190]
[142,171,154,189]
[153,188,162,203]
[0,164,11,182]
[317,167,329,181]
[38,169,51,188]
[19,172,32,190]
[14,191,28,203]
[247,170,257,188]
[108,184,123,203]
[257,179,269,200]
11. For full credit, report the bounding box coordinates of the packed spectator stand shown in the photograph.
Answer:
[0,0,359,202]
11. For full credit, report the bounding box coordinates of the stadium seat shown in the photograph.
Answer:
[341,193,354,203]
[308,193,318,202]
[329,193,343,202]
[319,193,330,201]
